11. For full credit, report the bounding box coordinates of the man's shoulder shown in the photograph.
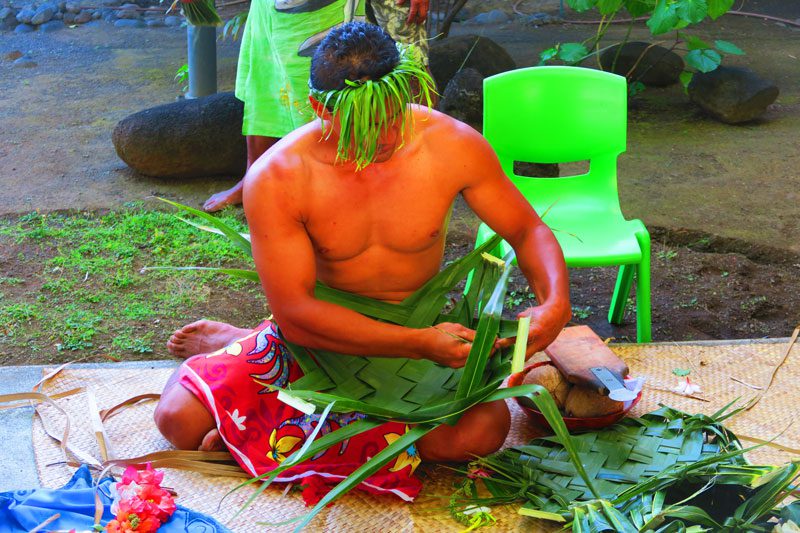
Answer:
[411,106,489,154]
[412,106,484,140]
[246,124,320,188]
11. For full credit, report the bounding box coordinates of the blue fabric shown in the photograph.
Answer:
[0,465,231,532]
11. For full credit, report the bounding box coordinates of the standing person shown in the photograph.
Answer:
[158,22,571,503]
[202,1,433,212]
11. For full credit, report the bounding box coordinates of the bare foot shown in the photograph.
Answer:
[167,320,252,358]
[198,428,227,452]
[203,185,243,212]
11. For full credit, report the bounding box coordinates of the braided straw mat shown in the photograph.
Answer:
[31,337,799,532]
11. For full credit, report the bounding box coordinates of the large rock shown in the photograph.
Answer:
[437,67,484,131]
[688,66,779,124]
[599,41,683,87]
[0,7,17,29]
[429,35,516,93]
[112,92,247,178]
[30,3,56,25]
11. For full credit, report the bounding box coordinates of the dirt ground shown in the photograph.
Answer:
[0,0,798,358]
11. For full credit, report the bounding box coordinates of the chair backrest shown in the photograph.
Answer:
[483,66,628,217]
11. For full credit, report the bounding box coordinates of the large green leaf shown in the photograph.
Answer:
[624,0,655,17]
[455,256,512,399]
[675,0,708,24]
[596,0,624,15]
[685,48,722,72]
[647,0,680,34]
[715,39,744,55]
[706,0,733,19]
[558,43,590,64]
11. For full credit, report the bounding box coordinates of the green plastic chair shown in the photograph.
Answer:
[474,66,651,342]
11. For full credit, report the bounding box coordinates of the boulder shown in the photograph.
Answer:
[688,66,779,124]
[114,18,144,27]
[15,7,34,24]
[459,0,516,20]
[429,35,516,93]
[74,9,92,23]
[116,3,140,19]
[470,9,509,25]
[112,92,247,179]
[599,41,683,87]
[437,67,484,131]
[30,3,56,25]
[39,19,65,31]
[0,7,17,29]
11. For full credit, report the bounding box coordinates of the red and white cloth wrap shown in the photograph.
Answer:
[178,321,423,505]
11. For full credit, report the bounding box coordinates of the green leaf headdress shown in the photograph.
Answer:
[309,43,436,170]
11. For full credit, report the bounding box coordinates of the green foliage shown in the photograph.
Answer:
[221,11,248,41]
[174,0,221,26]
[572,305,593,319]
[309,43,436,170]
[541,0,743,93]
[0,204,258,360]
[174,64,188,93]
[451,404,800,531]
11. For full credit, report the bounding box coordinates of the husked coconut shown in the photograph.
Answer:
[564,386,624,418]
[522,364,570,408]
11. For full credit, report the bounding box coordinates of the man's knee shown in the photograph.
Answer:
[154,379,214,450]
[419,400,510,462]
[456,400,510,458]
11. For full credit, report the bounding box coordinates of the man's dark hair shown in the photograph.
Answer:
[310,21,400,91]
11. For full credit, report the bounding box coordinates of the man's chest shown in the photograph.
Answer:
[303,168,457,261]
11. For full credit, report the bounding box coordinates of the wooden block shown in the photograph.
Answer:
[544,325,629,389]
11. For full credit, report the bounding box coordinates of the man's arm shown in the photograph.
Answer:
[455,124,572,355]
[243,156,475,368]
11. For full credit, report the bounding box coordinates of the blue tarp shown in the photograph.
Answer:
[0,465,231,532]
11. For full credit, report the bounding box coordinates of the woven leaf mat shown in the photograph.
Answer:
[32,339,799,532]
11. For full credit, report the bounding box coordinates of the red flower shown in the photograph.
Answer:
[105,513,160,533]
[107,463,176,532]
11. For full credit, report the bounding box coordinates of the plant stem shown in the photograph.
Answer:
[611,16,636,75]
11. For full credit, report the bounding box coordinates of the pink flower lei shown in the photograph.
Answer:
[105,464,176,533]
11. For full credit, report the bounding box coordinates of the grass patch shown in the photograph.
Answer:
[0,203,265,363]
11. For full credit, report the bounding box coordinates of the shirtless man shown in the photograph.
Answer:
[156,22,570,500]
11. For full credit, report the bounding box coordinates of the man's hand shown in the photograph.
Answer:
[422,322,475,368]
[496,303,571,357]
[397,0,428,25]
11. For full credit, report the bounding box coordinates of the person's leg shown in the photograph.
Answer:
[416,399,510,462]
[167,319,253,358]
[153,357,224,451]
[202,135,280,212]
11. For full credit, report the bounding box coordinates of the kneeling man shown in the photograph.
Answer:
[154,22,571,502]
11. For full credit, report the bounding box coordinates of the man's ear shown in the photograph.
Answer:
[309,95,329,119]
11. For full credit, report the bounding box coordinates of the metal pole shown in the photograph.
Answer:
[560,0,564,18]
[186,24,217,99]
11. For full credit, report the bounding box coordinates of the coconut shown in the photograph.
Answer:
[564,386,624,418]
[522,364,571,409]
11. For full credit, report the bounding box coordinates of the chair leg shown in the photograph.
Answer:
[635,229,652,343]
[608,264,635,325]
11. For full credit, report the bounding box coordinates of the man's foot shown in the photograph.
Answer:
[167,320,252,358]
[198,428,227,452]
[203,186,243,212]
